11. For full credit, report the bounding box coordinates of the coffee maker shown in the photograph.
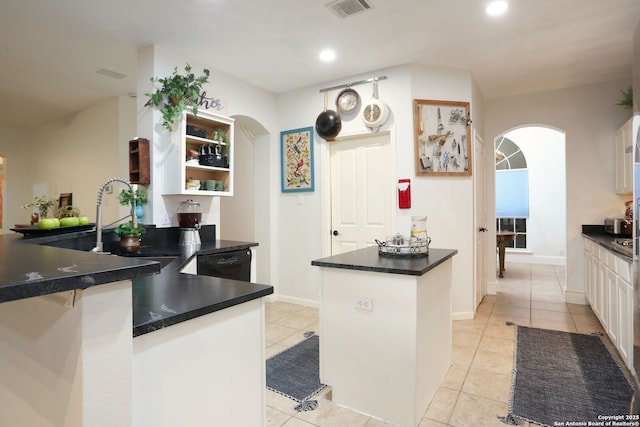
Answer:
[177,199,202,245]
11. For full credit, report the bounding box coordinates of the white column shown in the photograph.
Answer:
[0,281,133,427]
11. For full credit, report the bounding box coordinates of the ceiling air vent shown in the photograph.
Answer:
[326,0,373,18]
[96,68,127,80]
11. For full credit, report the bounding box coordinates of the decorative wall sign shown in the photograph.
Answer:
[413,99,472,176]
[195,91,226,114]
[281,127,314,192]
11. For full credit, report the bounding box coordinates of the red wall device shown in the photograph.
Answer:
[398,179,411,209]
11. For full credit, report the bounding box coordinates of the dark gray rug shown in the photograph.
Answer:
[266,332,326,412]
[500,325,635,426]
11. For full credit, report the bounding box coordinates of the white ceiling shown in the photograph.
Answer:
[1,0,639,128]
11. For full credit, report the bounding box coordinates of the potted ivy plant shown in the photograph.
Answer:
[119,189,147,221]
[114,221,146,253]
[144,64,210,131]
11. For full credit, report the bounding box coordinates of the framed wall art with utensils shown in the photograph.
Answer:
[413,99,472,176]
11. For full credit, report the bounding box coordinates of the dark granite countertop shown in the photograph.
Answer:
[131,254,272,337]
[311,246,458,276]
[0,233,160,303]
[4,227,273,336]
[129,238,271,337]
[582,224,633,261]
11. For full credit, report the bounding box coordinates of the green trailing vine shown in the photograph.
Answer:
[145,64,210,131]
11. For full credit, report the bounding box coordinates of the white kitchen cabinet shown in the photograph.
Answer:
[163,110,234,196]
[615,117,633,194]
[617,275,633,363]
[605,266,618,345]
[583,237,633,369]
[584,240,594,305]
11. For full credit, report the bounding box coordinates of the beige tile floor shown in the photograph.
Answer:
[265,262,605,427]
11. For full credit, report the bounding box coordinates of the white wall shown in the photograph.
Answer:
[136,45,277,231]
[220,121,255,242]
[501,126,567,265]
[133,54,482,317]
[1,97,135,231]
[274,63,480,318]
[0,126,30,232]
[485,79,633,303]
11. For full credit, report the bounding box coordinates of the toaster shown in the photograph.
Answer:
[604,217,631,236]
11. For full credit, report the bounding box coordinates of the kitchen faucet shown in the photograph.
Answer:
[91,177,137,253]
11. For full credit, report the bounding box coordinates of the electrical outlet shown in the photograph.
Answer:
[297,194,304,205]
[354,297,373,311]
[162,215,171,225]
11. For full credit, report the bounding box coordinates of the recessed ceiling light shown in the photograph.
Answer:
[486,1,508,16]
[319,49,336,62]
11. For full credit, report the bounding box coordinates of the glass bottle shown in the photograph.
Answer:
[410,216,428,243]
[177,199,202,229]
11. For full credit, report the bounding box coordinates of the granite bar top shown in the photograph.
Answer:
[131,254,272,337]
[582,224,633,261]
[311,246,458,276]
[0,234,160,303]
[3,229,273,336]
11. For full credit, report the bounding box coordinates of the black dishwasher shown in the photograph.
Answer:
[196,249,252,282]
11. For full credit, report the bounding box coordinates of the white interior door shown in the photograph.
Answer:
[474,131,487,310]
[330,132,392,255]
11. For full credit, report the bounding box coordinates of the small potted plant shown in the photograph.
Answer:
[119,189,147,221]
[144,64,210,131]
[23,196,56,223]
[114,221,146,253]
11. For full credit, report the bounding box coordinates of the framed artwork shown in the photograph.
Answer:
[280,127,314,192]
[413,99,472,176]
[58,193,72,207]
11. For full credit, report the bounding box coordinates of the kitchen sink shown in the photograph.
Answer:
[35,232,116,252]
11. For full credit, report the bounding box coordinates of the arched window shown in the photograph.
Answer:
[495,137,527,170]
[495,137,528,249]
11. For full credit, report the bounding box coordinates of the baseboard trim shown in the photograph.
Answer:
[564,290,587,305]
[453,311,475,321]
[505,254,566,266]
[266,294,319,308]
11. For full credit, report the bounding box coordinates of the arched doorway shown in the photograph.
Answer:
[222,115,271,285]
[494,126,567,291]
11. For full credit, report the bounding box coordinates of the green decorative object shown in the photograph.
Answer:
[57,205,80,218]
[113,221,146,237]
[114,221,146,253]
[145,64,210,131]
[118,189,147,206]
[616,86,633,109]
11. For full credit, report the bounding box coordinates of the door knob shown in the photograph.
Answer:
[479,227,487,232]
[332,230,339,236]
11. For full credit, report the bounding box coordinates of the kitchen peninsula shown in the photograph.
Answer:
[0,231,273,427]
[312,246,457,427]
